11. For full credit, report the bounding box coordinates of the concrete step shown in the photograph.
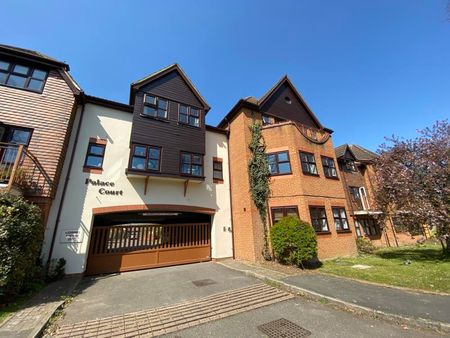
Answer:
[53,283,293,337]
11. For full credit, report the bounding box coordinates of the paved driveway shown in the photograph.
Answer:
[61,262,258,325]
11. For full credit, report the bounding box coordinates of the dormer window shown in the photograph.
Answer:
[0,60,48,93]
[262,115,272,125]
[345,160,357,172]
[142,94,168,119]
[179,104,201,127]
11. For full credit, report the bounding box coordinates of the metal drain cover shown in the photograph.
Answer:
[192,279,217,287]
[258,318,311,337]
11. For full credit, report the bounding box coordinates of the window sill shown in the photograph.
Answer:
[213,178,224,184]
[139,114,170,123]
[336,230,352,234]
[180,173,206,179]
[315,231,332,235]
[178,122,202,129]
[83,167,103,174]
[270,172,292,177]
[302,172,320,177]
[325,176,339,180]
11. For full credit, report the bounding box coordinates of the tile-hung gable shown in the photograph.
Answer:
[128,64,210,179]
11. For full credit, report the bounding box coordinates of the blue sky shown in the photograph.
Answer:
[2,1,449,150]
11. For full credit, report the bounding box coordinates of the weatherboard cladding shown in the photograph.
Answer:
[130,70,205,177]
[260,82,321,129]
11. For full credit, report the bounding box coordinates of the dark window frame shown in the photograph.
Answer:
[129,144,162,172]
[270,206,299,225]
[180,151,204,178]
[309,206,330,233]
[178,103,202,128]
[0,60,48,93]
[262,115,272,125]
[332,207,350,232]
[84,141,106,171]
[213,158,223,182]
[267,151,292,176]
[0,125,34,165]
[300,151,319,176]
[142,94,169,120]
[345,159,358,172]
[321,156,338,179]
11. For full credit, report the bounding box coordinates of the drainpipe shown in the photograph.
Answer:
[46,99,86,268]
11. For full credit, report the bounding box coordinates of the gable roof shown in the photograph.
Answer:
[218,75,328,130]
[129,63,210,112]
[0,44,69,70]
[335,144,378,162]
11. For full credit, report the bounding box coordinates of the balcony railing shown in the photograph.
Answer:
[0,143,54,197]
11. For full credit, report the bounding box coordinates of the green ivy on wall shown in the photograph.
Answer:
[248,122,272,260]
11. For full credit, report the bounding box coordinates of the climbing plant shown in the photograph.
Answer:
[248,122,272,260]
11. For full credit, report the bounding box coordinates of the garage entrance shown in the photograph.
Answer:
[85,207,212,275]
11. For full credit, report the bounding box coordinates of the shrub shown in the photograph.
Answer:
[0,193,44,300]
[356,237,376,254]
[46,258,66,282]
[270,216,318,269]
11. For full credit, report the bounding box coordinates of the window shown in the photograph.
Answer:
[267,151,291,175]
[345,160,357,172]
[332,207,349,231]
[0,60,47,92]
[321,156,338,178]
[349,186,361,200]
[130,144,161,171]
[360,218,379,236]
[300,152,318,175]
[180,152,203,177]
[309,206,329,233]
[213,158,223,182]
[179,104,201,127]
[84,142,106,170]
[1,126,33,163]
[355,221,363,237]
[271,206,299,224]
[142,94,168,119]
[262,115,272,125]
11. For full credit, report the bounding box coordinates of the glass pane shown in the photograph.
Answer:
[179,104,188,114]
[89,145,104,155]
[213,171,223,179]
[157,108,167,118]
[310,208,317,219]
[145,95,156,104]
[147,159,159,170]
[192,165,202,176]
[342,219,349,229]
[318,208,326,218]
[267,154,276,164]
[131,157,146,170]
[335,220,341,230]
[0,61,9,71]
[307,154,315,162]
[320,219,328,231]
[7,74,27,88]
[27,79,44,91]
[0,126,5,141]
[134,145,146,156]
[309,164,317,174]
[269,163,277,174]
[0,71,7,84]
[3,147,18,163]
[213,162,222,170]
[158,99,168,109]
[322,157,328,166]
[32,69,47,80]
[143,106,157,117]
[333,209,339,218]
[192,155,202,164]
[300,153,307,162]
[181,153,190,163]
[13,64,29,75]
[179,114,188,123]
[278,162,291,174]
[86,155,103,168]
[190,108,199,117]
[331,168,337,177]
[148,147,160,159]
[189,116,199,127]
[181,163,190,174]
[286,209,298,217]
[273,210,284,222]
[10,129,31,144]
[340,209,346,218]
[278,152,288,162]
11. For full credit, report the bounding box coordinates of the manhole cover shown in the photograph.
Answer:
[258,318,311,337]
[192,279,217,287]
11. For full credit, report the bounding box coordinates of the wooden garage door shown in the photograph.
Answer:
[85,223,211,275]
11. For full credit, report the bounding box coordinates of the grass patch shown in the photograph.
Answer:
[320,244,450,293]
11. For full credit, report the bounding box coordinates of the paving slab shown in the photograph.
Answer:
[0,276,80,338]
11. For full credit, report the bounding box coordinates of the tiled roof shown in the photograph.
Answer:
[335,144,378,162]
[0,44,69,70]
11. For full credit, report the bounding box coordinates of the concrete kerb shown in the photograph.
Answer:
[217,261,450,334]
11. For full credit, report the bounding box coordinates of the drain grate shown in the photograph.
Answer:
[191,279,217,287]
[258,318,311,338]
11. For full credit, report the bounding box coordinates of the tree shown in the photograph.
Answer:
[374,120,450,254]
[248,122,272,260]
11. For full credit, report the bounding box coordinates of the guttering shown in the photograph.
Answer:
[46,97,86,267]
